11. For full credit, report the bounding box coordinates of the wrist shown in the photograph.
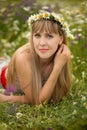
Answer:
[7,95,24,103]
[52,66,61,76]
[53,64,62,73]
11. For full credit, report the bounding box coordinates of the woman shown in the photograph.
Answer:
[0,11,72,105]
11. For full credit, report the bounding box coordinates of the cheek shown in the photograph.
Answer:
[50,42,59,54]
[52,46,58,54]
[52,42,59,51]
[33,38,39,46]
[33,39,37,48]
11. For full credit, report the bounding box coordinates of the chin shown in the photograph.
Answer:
[39,53,55,60]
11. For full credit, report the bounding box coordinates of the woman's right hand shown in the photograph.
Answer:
[54,44,71,70]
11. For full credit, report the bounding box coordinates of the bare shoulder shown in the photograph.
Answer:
[15,43,32,66]
[16,43,31,55]
[16,52,31,67]
[15,43,32,79]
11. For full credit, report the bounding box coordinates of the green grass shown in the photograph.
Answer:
[0,0,87,129]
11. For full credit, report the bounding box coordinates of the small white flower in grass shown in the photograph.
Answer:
[73,41,78,44]
[71,28,77,33]
[77,19,84,24]
[0,89,5,93]
[2,123,7,128]
[73,102,77,105]
[75,79,79,83]
[81,61,85,64]
[82,115,85,119]
[81,95,86,101]
[68,33,75,39]
[42,6,49,10]
[71,54,74,59]
[73,110,77,115]
[82,71,85,79]
[16,112,23,119]
[83,103,87,109]
[25,32,31,39]
[77,28,82,32]
[22,7,30,12]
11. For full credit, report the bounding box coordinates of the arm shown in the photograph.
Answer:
[0,52,32,104]
[0,94,29,104]
[39,44,71,103]
[39,66,61,103]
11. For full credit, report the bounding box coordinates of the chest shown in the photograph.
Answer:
[41,64,53,85]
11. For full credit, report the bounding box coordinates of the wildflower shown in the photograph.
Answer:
[83,103,87,109]
[1,123,7,128]
[82,71,85,79]
[22,7,30,12]
[75,79,79,83]
[38,14,43,19]
[0,88,4,94]
[72,110,77,115]
[82,115,85,119]
[81,95,86,101]
[76,33,82,40]
[16,112,23,119]
[73,102,77,105]
[48,128,52,130]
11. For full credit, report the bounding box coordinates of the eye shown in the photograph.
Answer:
[47,34,53,38]
[34,33,41,38]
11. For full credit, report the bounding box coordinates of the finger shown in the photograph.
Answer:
[58,44,64,53]
[62,45,69,53]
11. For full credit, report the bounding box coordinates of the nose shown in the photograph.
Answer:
[39,37,46,46]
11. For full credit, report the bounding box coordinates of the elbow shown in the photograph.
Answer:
[22,96,32,104]
[33,97,48,105]
[32,94,51,105]
[38,96,49,105]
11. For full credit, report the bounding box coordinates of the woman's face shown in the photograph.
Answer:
[33,30,63,60]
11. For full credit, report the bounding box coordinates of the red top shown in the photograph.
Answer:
[0,67,7,89]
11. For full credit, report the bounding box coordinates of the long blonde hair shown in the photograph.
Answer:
[30,20,71,104]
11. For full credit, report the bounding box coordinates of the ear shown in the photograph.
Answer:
[59,35,63,45]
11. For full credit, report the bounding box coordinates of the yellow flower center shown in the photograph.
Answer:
[44,13,49,17]
[38,14,43,19]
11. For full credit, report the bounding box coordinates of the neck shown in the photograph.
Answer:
[40,55,54,67]
[40,56,54,82]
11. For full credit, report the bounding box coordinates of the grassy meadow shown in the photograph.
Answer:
[0,0,87,129]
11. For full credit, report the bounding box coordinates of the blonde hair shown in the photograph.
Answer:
[30,20,71,104]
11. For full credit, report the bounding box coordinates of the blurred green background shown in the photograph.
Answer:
[0,0,87,129]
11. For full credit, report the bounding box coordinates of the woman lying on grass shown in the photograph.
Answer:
[0,11,72,105]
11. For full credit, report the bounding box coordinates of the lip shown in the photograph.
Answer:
[39,49,49,53]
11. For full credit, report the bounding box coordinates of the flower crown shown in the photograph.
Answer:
[28,11,74,39]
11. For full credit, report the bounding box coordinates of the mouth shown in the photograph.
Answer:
[39,49,49,53]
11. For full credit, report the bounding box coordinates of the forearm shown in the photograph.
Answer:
[40,67,62,103]
[2,94,29,104]
[8,95,25,103]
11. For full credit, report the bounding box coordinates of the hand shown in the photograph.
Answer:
[54,44,71,70]
[0,94,8,102]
